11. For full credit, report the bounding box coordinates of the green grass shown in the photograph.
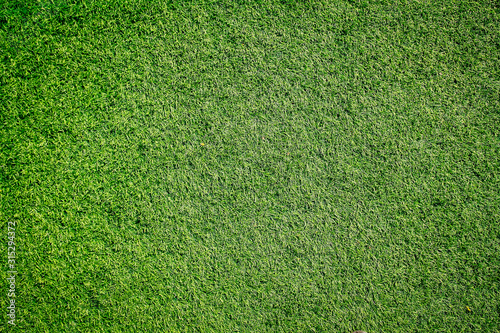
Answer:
[1,0,499,331]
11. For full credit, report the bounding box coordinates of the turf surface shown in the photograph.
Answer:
[1,0,499,331]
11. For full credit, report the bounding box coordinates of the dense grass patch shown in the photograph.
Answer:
[1,0,499,331]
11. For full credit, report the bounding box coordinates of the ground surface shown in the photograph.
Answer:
[1,0,499,332]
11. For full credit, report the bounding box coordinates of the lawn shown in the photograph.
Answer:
[1,0,499,331]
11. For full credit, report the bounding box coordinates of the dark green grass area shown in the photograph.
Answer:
[1,0,500,331]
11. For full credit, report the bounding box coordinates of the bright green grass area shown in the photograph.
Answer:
[1,0,499,331]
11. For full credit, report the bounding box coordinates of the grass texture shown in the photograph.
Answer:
[1,0,499,331]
